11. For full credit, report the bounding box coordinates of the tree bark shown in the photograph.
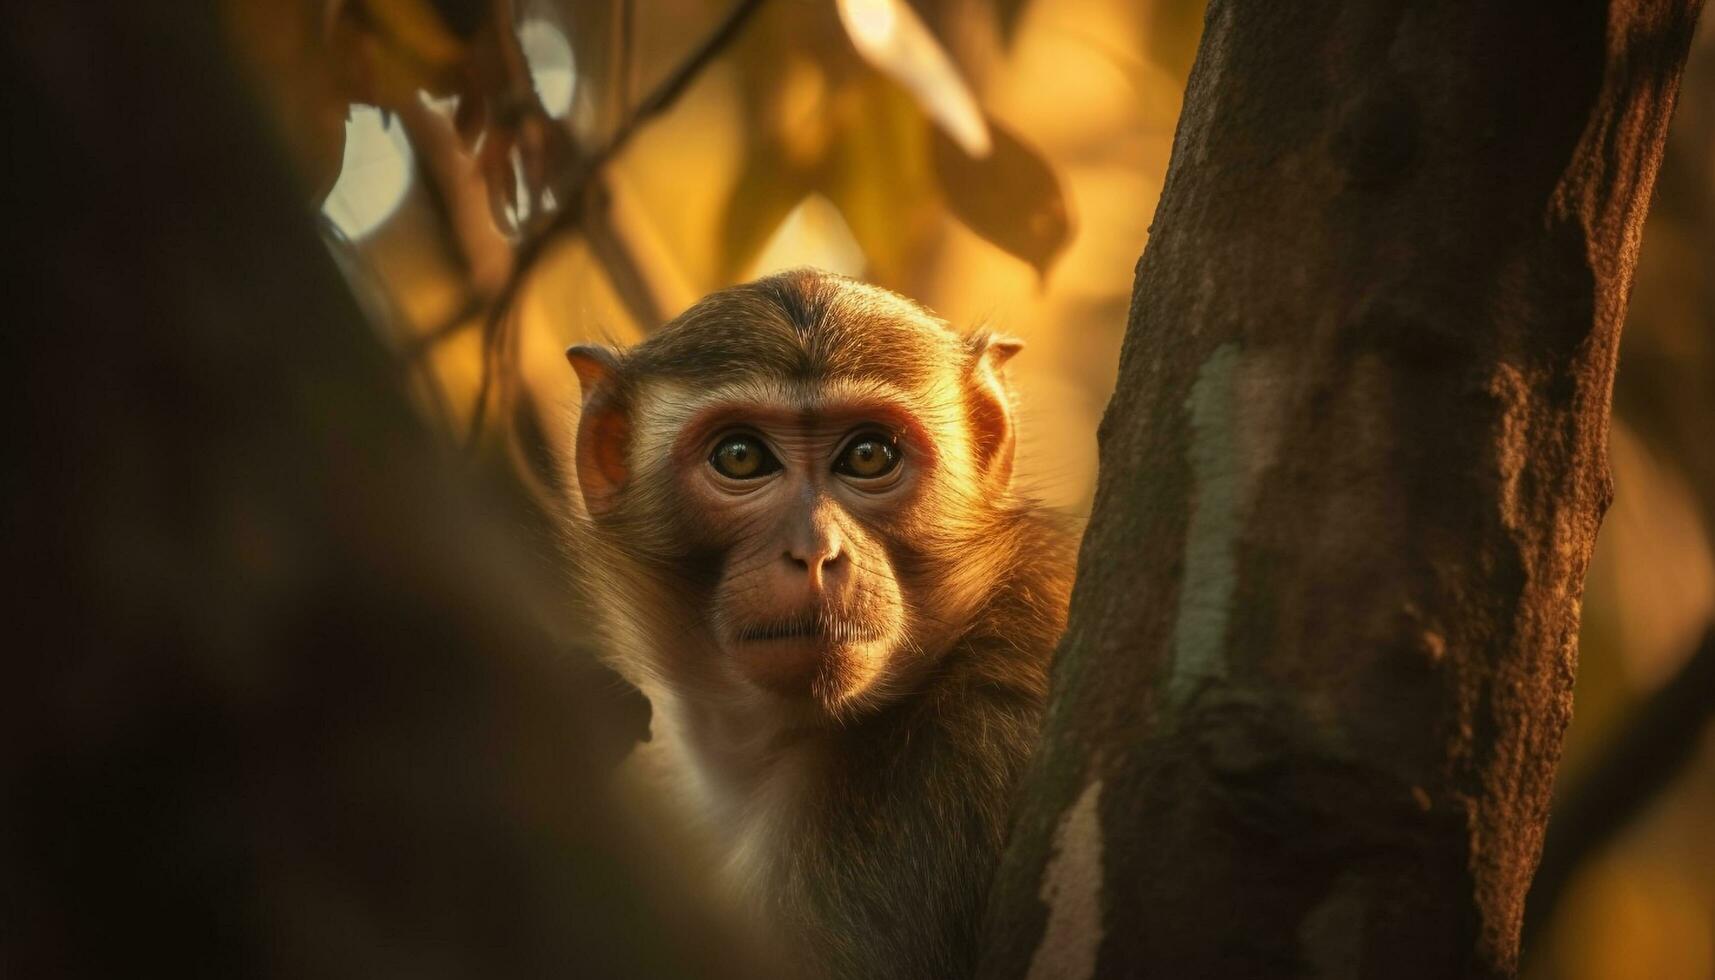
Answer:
[1521,18,1715,953]
[979,2,1703,978]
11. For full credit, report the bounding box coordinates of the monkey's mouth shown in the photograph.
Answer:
[727,610,899,705]
[735,615,881,646]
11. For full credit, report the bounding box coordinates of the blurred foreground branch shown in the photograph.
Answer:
[1,3,758,975]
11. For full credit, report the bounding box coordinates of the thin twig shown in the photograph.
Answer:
[466,0,768,447]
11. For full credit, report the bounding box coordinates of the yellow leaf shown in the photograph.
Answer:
[821,82,938,284]
[836,0,991,158]
[931,114,1072,279]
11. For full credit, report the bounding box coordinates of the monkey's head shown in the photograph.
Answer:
[567,269,1025,721]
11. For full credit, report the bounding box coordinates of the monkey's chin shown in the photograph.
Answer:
[727,631,894,712]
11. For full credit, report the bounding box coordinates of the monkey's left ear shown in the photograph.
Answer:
[966,334,1024,487]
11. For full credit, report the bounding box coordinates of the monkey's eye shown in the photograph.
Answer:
[710,434,781,480]
[835,432,901,480]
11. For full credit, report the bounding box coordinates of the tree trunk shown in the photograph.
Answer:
[979,2,1703,978]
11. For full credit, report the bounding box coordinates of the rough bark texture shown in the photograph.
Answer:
[1522,18,1715,951]
[979,2,1703,978]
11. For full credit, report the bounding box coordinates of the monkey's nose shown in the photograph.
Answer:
[786,535,843,590]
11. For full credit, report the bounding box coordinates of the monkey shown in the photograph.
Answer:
[563,268,1073,980]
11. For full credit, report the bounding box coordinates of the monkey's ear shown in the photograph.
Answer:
[966,334,1023,487]
[985,335,1025,365]
[566,344,622,402]
[566,345,629,516]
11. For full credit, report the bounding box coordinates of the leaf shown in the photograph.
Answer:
[821,81,939,283]
[836,0,991,157]
[722,1,940,285]
[931,114,1072,279]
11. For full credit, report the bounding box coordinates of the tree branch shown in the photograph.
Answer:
[466,0,768,446]
[3,3,754,973]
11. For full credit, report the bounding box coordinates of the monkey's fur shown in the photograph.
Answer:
[565,269,1072,979]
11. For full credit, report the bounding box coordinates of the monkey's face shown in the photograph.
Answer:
[670,384,941,711]
[567,272,1021,719]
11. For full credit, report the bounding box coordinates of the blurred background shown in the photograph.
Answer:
[226,1,1715,975]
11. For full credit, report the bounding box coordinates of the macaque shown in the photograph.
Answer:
[565,269,1073,980]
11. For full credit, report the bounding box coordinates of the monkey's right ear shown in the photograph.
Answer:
[984,336,1025,365]
[566,345,629,516]
[966,333,1024,488]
